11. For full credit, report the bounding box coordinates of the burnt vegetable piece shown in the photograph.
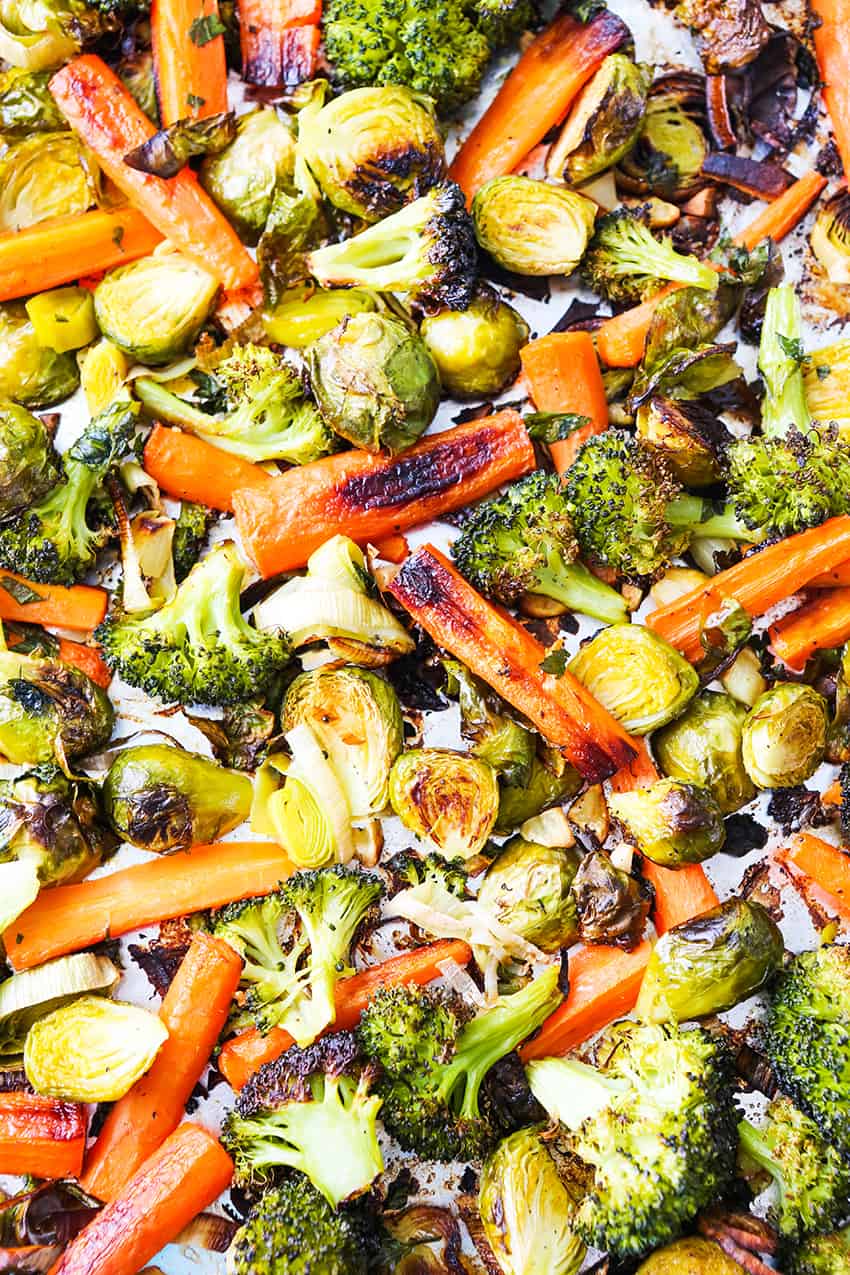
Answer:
[472,175,597,277]
[675,0,770,72]
[547,54,650,186]
[571,849,652,949]
[0,766,117,885]
[811,190,850,284]
[123,110,236,179]
[635,397,730,486]
[608,778,726,867]
[0,638,114,769]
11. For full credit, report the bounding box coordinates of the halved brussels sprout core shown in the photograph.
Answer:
[547,54,650,187]
[478,837,581,952]
[200,108,296,240]
[635,397,726,487]
[654,690,755,814]
[472,175,597,277]
[0,133,99,233]
[569,624,699,735]
[0,951,119,1057]
[810,191,850,285]
[389,748,499,861]
[0,301,79,407]
[420,289,529,399]
[741,683,828,789]
[609,778,725,867]
[94,251,219,366]
[262,287,380,349]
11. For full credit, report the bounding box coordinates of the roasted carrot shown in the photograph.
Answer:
[812,0,850,180]
[372,533,410,564]
[733,171,827,253]
[786,832,850,918]
[449,10,627,202]
[609,738,659,791]
[647,516,850,662]
[595,286,678,368]
[823,779,842,805]
[233,410,536,577]
[0,1092,86,1178]
[239,0,321,85]
[51,1123,233,1275]
[151,0,228,125]
[0,207,162,304]
[520,332,609,471]
[82,932,243,1200]
[49,56,257,291]
[143,425,274,512]
[6,841,293,972]
[770,588,850,671]
[0,573,107,631]
[388,545,636,783]
[57,639,112,688]
[219,938,473,1089]
[810,561,850,588]
[519,941,653,1060]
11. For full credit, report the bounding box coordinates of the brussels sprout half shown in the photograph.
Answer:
[93,252,219,366]
[263,287,381,349]
[608,778,725,867]
[635,396,729,487]
[472,176,597,277]
[0,766,117,885]
[0,301,79,407]
[617,74,709,202]
[636,1238,749,1275]
[200,108,296,240]
[0,399,57,518]
[741,683,828,790]
[569,624,699,736]
[0,132,99,233]
[0,67,67,133]
[389,748,499,861]
[0,952,119,1057]
[420,288,529,399]
[0,649,114,768]
[547,54,651,187]
[495,751,581,834]
[654,690,755,814]
[0,0,78,72]
[478,837,582,952]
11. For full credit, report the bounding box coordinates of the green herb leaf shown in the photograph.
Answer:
[525,412,590,443]
[778,333,805,363]
[189,13,226,44]
[817,363,831,381]
[539,648,569,677]
[0,576,45,605]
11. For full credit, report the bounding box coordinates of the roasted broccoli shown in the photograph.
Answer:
[792,1226,850,1275]
[386,849,468,897]
[764,943,850,1161]
[452,469,629,624]
[581,208,719,306]
[97,542,290,707]
[759,284,812,439]
[725,426,850,539]
[473,0,535,46]
[357,963,562,1161]
[171,500,215,583]
[0,401,137,585]
[213,866,383,1046]
[307,184,477,313]
[526,1020,739,1258]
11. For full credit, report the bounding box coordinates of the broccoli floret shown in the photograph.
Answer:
[357,963,562,1161]
[726,427,850,539]
[135,344,335,465]
[738,1096,850,1244]
[214,866,383,1045]
[96,540,289,706]
[472,0,535,46]
[581,208,719,306]
[227,1173,373,1275]
[0,401,137,585]
[452,469,628,624]
[307,184,477,313]
[764,943,850,1161]
[792,1226,850,1275]
[386,850,468,896]
[172,500,216,583]
[759,284,812,439]
[526,1021,739,1259]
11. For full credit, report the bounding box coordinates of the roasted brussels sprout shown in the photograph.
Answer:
[654,691,756,814]
[636,1238,747,1274]
[479,1128,587,1275]
[0,400,57,518]
[571,849,653,949]
[443,659,535,788]
[308,312,440,454]
[0,0,79,72]
[93,251,219,365]
[495,750,582,834]
[24,995,168,1101]
[419,288,529,398]
[810,189,850,285]
[636,897,784,1023]
[124,112,236,181]
[618,73,709,202]
[103,744,253,853]
[569,625,698,736]
[262,286,380,349]
[635,397,729,486]
[0,766,117,885]
[547,55,650,186]
[0,301,79,407]
[741,683,828,790]
[0,645,114,767]
[299,85,446,222]
[200,108,296,239]
[0,951,119,1057]
[389,748,499,861]
[0,67,66,133]
[116,49,157,122]
[281,667,403,819]
[472,176,597,277]
[608,778,725,867]
[0,132,98,232]
[478,837,581,952]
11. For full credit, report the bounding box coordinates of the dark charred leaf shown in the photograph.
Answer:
[185,700,277,771]
[384,629,450,713]
[744,32,798,153]
[701,152,793,198]
[2,621,58,657]
[123,111,236,178]
[767,785,832,836]
[481,1053,548,1136]
[451,403,494,425]
[0,1181,100,1249]
[723,812,769,856]
[571,850,652,949]
[816,138,843,178]
[671,212,719,255]
[677,0,771,73]
[127,915,196,995]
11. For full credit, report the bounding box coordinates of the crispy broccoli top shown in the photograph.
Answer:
[791,1226,850,1275]
[725,427,850,538]
[581,207,719,306]
[227,1175,372,1275]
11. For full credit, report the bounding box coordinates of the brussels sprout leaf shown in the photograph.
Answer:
[124,112,236,180]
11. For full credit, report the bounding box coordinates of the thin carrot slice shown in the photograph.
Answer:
[812,0,850,179]
[520,331,609,471]
[786,832,850,918]
[143,425,274,512]
[823,779,842,805]
[0,1092,86,1178]
[0,573,107,631]
[151,0,228,124]
[372,533,410,564]
[770,587,850,671]
[733,170,827,253]
[57,639,112,687]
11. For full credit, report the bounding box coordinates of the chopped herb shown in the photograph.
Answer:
[187,93,206,109]
[817,363,831,381]
[0,576,45,605]
[525,411,590,443]
[539,648,569,676]
[778,333,804,363]
[189,13,226,44]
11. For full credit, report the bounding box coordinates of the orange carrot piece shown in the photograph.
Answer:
[49,56,257,291]
[82,932,243,1201]
[449,10,628,202]
[823,779,842,805]
[520,332,609,471]
[57,639,112,688]
[239,0,321,84]
[647,516,850,662]
[219,938,473,1090]
[770,587,850,671]
[51,1123,233,1275]
[609,739,659,792]
[143,424,274,512]
[520,941,653,1060]
[812,0,850,180]
[810,561,850,588]
[733,171,827,253]
[0,207,162,304]
[151,0,228,125]
[0,1092,86,1178]
[233,410,536,577]
[388,545,636,783]
[787,832,850,918]
[5,841,293,972]
[372,533,410,564]
[0,573,107,631]
[595,285,678,369]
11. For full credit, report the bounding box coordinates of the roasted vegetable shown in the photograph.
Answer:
[582,207,718,306]
[419,287,528,398]
[389,747,499,860]
[608,778,725,867]
[635,397,729,487]
[758,284,811,439]
[200,108,295,239]
[811,188,850,283]
[262,286,381,350]
[477,837,581,952]
[443,660,535,788]
[792,1227,850,1275]
[547,54,650,185]
[653,690,756,814]
[0,132,99,233]
[0,951,118,1056]
[571,849,652,949]
[123,111,236,180]
[0,643,113,768]
[569,625,698,734]
[804,339,850,433]
[267,724,358,869]
[618,73,709,202]
[495,750,582,833]
[0,400,57,519]
[0,66,66,133]
[472,175,596,276]
[25,285,97,354]
[93,250,219,365]
[636,1239,749,1274]
[0,0,80,73]
[0,765,116,885]
[227,1176,372,1275]
[741,683,828,789]
[725,427,850,540]
[0,301,79,408]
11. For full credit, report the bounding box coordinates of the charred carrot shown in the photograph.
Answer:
[219,938,473,1090]
[5,841,293,972]
[388,545,636,783]
[520,332,609,471]
[787,832,850,918]
[595,286,678,368]
[733,171,827,253]
[770,588,850,671]
[0,1092,86,1178]
[609,739,659,791]
[0,573,107,631]
[233,410,536,577]
[647,516,850,662]
[51,1123,233,1275]
[82,932,243,1200]
[812,0,850,180]
[151,0,228,124]
[239,0,321,85]
[450,10,627,202]
[57,639,112,688]
[520,941,653,1060]
[49,56,257,291]
[143,425,274,512]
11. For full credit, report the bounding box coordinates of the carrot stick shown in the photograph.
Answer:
[609,738,659,792]
[0,207,162,304]
[219,938,473,1089]
[388,545,636,783]
[770,587,850,671]
[520,332,609,471]
[51,1123,233,1275]
[372,533,410,564]
[5,841,293,972]
[143,425,274,512]
[57,639,112,688]
[786,832,850,918]
[647,516,850,662]
[239,0,321,85]
[812,0,850,180]
[450,10,628,202]
[233,410,536,577]
[49,56,257,291]
[595,285,678,369]
[519,940,653,1060]
[82,932,243,1201]
[0,1092,86,1178]
[810,561,850,588]
[151,0,228,125]
[823,779,842,805]
[733,171,827,253]
[0,573,107,631]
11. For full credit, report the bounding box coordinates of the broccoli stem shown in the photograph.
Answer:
[135,377,215,433]
[737,1118,786,1200]
[758,285,812,439]
[534,558,628,624]
[666,494,757,541]
[612,222,718,293]
[526,1056,629,1131]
